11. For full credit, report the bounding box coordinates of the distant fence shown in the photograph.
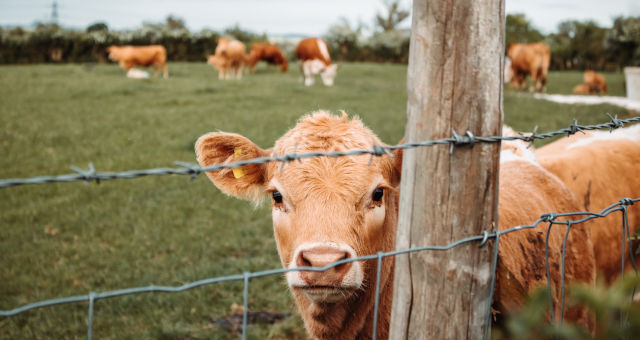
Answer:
[1,114,639,340]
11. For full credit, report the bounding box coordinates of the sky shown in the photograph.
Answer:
[0,0,638,36]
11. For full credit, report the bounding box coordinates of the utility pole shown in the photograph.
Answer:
[51,1,59,25]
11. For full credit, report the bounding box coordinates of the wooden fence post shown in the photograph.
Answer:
[389,0,504,339]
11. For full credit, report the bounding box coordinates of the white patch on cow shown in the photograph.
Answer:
[566,124,640,150]
[501,126,538,164]
[320,64,338,86]
[302,59,328,86]
[504,57,513,83]
[316,39,331,63]
[126,68,150,79]
[286,242,363,289]
[500,149,535,164]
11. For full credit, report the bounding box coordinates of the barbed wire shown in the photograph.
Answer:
[1,197,638,340]
[0,114,638,189]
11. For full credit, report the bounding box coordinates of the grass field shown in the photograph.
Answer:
[0,62,635,339]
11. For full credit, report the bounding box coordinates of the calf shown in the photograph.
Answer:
[106,45,168,79]
[572,83,591,94]
[295,37,338,86]
[196,112,595,339]
[537,124,640,283]
[246,43,288,73]
[208,38,247,80]
[584,70,608,94]
[506,42,550,92]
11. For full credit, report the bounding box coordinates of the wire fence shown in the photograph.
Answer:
[1,198,638,340]
[1,114,639,340]
[0,114,637,189]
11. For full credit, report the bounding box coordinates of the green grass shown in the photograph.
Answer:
[0,62,635,339]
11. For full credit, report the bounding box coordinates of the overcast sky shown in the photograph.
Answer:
[0,0,638,36]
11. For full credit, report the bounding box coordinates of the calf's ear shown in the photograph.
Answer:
[195,132,270,203]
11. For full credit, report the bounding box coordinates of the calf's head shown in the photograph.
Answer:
[196,111,402,338]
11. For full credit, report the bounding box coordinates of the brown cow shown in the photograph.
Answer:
[208,38,247,80]
[106,45,168,79]
[295,37,338,86]
[246,43,288,73]
[584,70,608,94]
[195,111,596,339]
[572,83,592,94]
[537,124,640,284]
[506,42,551,92]
[572,71,608,95]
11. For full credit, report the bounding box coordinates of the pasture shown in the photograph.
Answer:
[0,62,633,339]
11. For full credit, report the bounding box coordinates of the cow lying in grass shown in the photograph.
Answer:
[196,112,595,339]
[106,45,168,79]
[572,71,609,95]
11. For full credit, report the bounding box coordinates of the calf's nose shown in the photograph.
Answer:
[297,246,352,286]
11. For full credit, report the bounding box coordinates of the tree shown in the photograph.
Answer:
[223,25,267,44]
[505,14,544,48]
[554,20,608,70]
[375,0,410,32]
[324,17,364,60]
[606,16,640,67]
[86,22,108,33]
[165,15,186,31]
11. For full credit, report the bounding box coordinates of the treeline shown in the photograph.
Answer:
[326,14,640,71]
[0,17,268,64]
[506,14,640,71]
[1,13,639,71]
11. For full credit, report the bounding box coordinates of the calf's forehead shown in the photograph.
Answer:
[265,112,393,198]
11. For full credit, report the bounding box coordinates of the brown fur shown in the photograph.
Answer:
[246,43,288,73]
[497,160,595,328]
[572,71,608,95]
[196,112,596,339]
[295,37,332,66]
[584,70,608,94]
[572,83,591,94]
[507,42,551,92]
[208,38,247,79]
[537,125,640,284]
[106,45,168,78]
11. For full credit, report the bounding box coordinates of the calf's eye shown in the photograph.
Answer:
[272,191,283,204]
[372,188,384,202]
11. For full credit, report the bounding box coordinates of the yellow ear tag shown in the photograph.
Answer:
[232,147,246,179]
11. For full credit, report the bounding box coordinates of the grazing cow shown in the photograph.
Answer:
[126,68,150,79]
[537,124,640,284]
[584,70,608,94]
[195,112,596,339]
[106,45,168,79]
[506,42,551,92]
[246,43,288,73]
[295,37,338,86]
[208,38,247,80]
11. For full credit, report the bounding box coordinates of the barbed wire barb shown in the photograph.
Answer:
[0,116,638,189]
